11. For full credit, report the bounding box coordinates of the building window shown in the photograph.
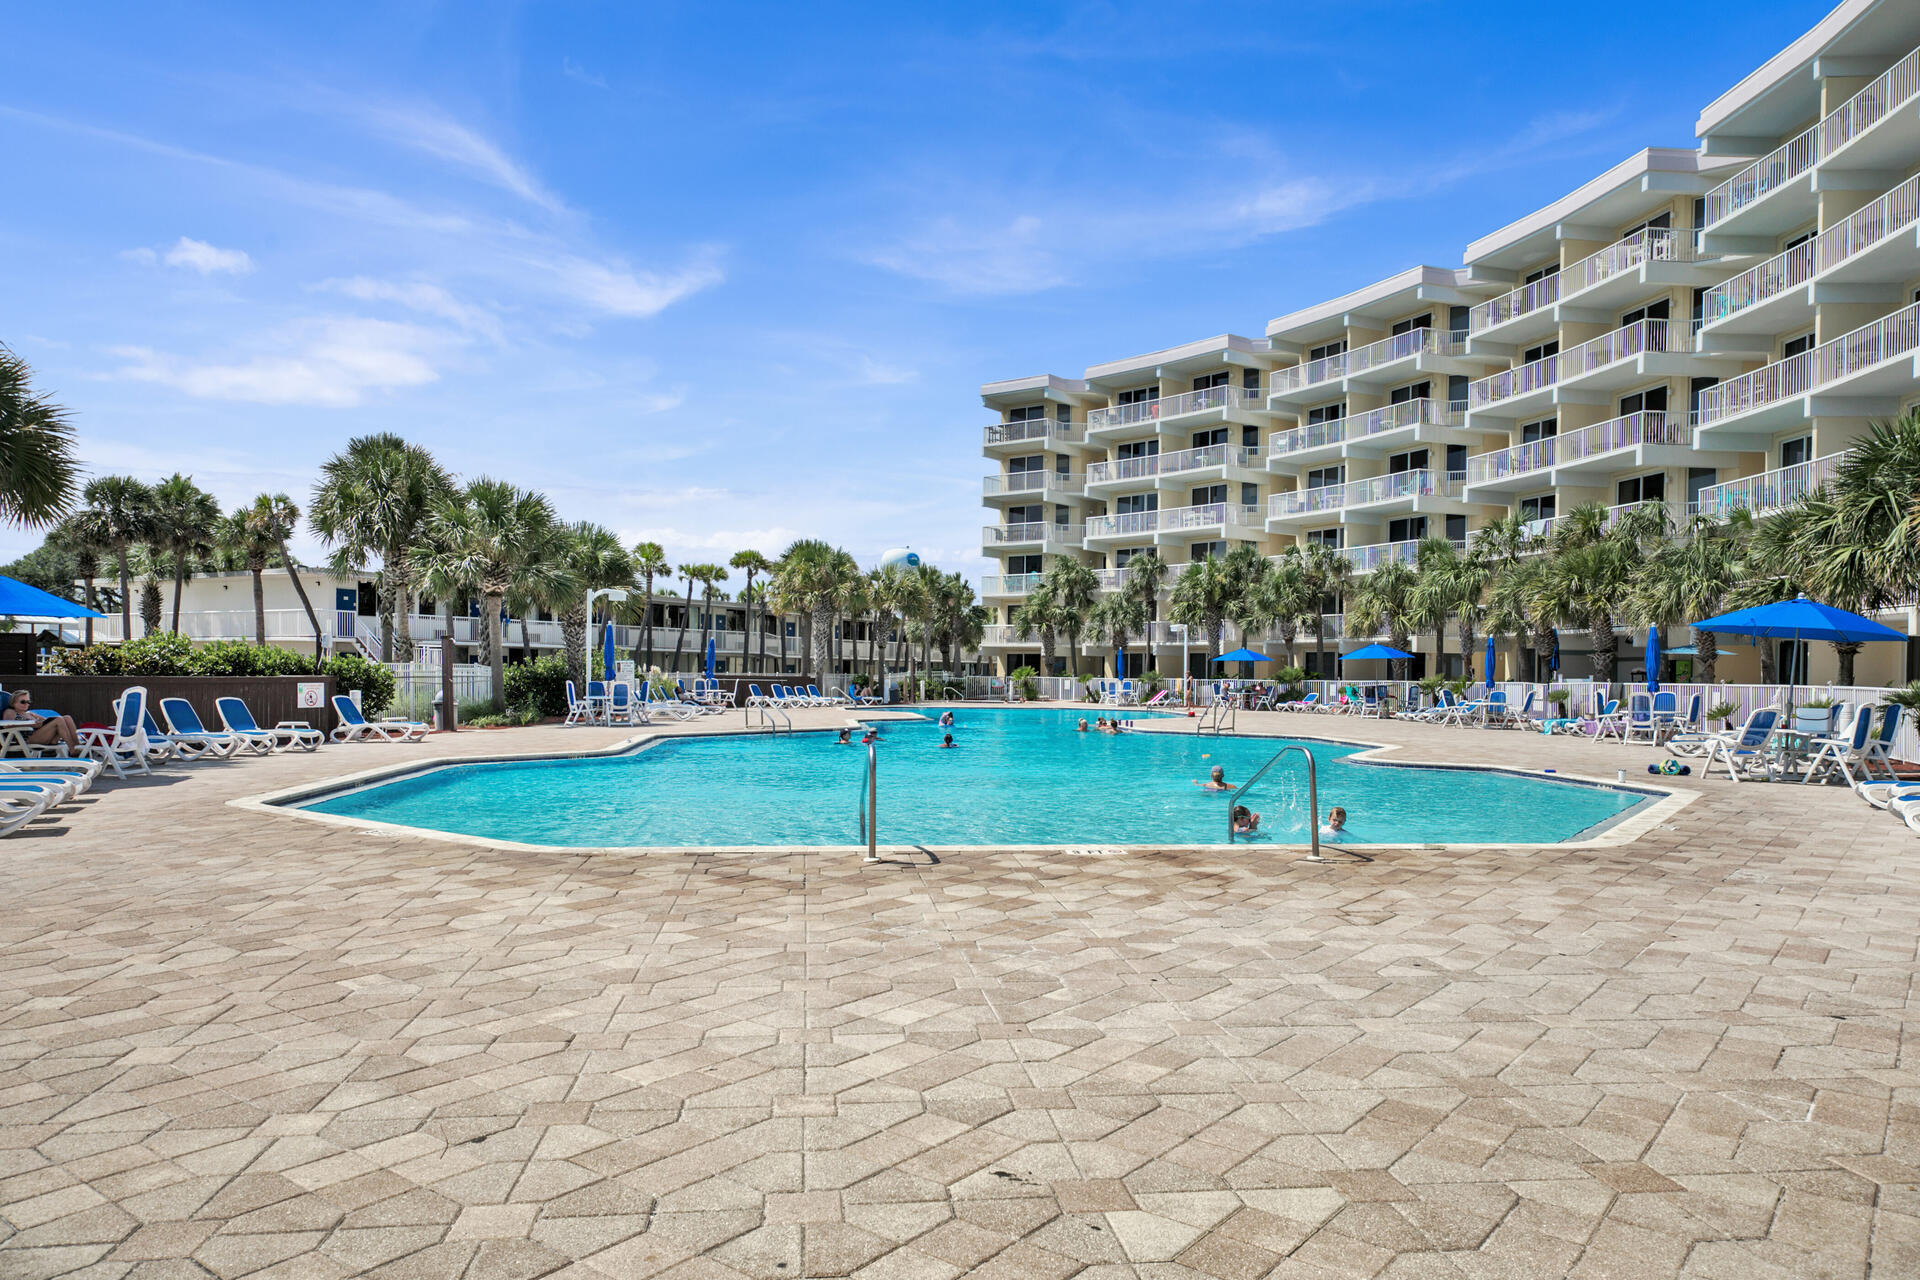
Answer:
[1389,380,1431,405]
[1190,484,1226,507]
[1616,473,1665,506]
[1193,371,1229,391]
[1116,438,1159,459]
[1191,427,1228,448]
[1523,262,1559,285]
[1388,517,1427,543]
[1781,435,1812,468]
[1782,332,1815,360]
[1240,482,1259,506]
[1306,402,1344,425]
[1387,448,1429,474]
[1621,211,1671,238]
[1116,493,1157,514]
[1618,386,1668,417]
[1308,339,1346,362]
[1306,528,1342,548]
[1306,465,1343,489]
[1117,386,1159,406]
[1190,541,1227,562]
[1519,494,1556,522]
[1620,298,1669,328]
[1524,340,1559,364]
[1389,313,1432,336]
[1008,404,1046,422]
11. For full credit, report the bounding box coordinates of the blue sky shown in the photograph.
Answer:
[1,1,1828,581]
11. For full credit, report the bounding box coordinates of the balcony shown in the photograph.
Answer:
[1700,172,1920,341]
[1093,568,1128,591]
[1085,385,1268,438]
[1267,469,1465,525]
[1696,300,1920,439]
[979,573,1042,598]
[983,418,1084,453]
[1461,410,1695,495]
[983,522,1083,552]
[1267,397,1472,466]
[1083,502,1264,544]
[1086,443,1262,490]
[1467,228,1705,343]
[1341,538,1464,574]
[1703,44,1920,245]
[1268,327,1466,402]
[1467,319,1693,420]
[1524,498,1682,543]
[1690,452,1846,520]
[982,471,1085,502]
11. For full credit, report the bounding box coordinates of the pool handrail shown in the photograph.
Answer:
[857,740,878,862]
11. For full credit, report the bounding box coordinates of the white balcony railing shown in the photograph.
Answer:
[1463,410,1686,486]
[1468,228,1694,333]
[1085,503,1261,539]
[1704,44,1920,228]
[979,573,1042,597]
[1268,418,1348,456]
[1341,539,1464,574]
[1703,172,1920,326]
[1468,319,1670,410]
[1086,443,1260,485]
[1093,568,1129,590]
[1691,453,1846,519]
[983,471,1083,497]
[1697,300,1920,426]
[984,418,1083,448]
[1086,399,1161,431]
[983,522,1082,547]
[1155,384,1266,418]
[1269,397,1460,457]
[1270,469,1462,517]
[1270,326,1460,394]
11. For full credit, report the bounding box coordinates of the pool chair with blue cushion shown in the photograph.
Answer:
[1802,704,1876,786]
[161,697,262,757]
[330,695,429,743]
[643,682,700,721]
[1703,708,1782,782]
[76,687,165,778]
[1861,704,1904,783]
[844,686,881,707]
[0,757,100,800]
[217,697,323,752]
[141,705,228,761]
[1856,778,1920,808]
[746,684,773,708]
[604,681,645,727]
[0,782,57,835]
[563,680,598,726]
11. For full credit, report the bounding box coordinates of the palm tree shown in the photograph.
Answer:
[1410,536,1485,678]
[1546,503,1651,682]
[1123,550,1168,667]
[1345,559,1420,680]
[81,476,156,642]
[411,513,482,672]
[222,496,296,646]
[930,572,977,670]
[46,512,108,645]
[1627,511,1748,686]
[668,564,695,672]
[505,519,575,664]
[1011,581,1068,675]
[867,564,913,691]
[256,494,323,664]
[1297,541,1352,678]
[1168,549,1260,664]
[0,344,81,530]
[690,564,730,670]
[149,474,221,633]
[554,525,634,688]
[423,479,558,712]
[310,434,451,661]
[909,562,944,684]
[1245,548,1316,666]
[730,550,774,672]
[774,539,859,689]
[1088,592,1146,676]
[1041,559,1099,676]
[1816,414,1920,605]
[629,541,669,669]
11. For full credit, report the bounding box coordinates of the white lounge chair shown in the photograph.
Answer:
[1703,708,1782,782]
[141,706,227,761]
[161,697,258,757]
[1802,704,1876,786]
[331,695,429,743]
[0,758,100,800]
[0,782,56,834]
[77,686,163,778]
[844,686,882,707]
[217,697,322,752]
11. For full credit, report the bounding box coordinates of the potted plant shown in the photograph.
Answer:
[1277,665,1308,705]
[1416,674,1446,711]
[1706,700,1739,731]
[1009,665,1040,703]
[1139,669,1164,698]
[1544,687,1570,716]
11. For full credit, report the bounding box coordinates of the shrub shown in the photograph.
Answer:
[51,632,198,676]
[1139,669,1164,694]
[504,654,570,719]
[1882,681,1920,712]
[1009,665,1039,702]
[1544,686,1570,708]
[458,698,496,724]
[192,640,313,678]
[1705,700,1739,726]
[46,644,122,676]
[323,653,396,718]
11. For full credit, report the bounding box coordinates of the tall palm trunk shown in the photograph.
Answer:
[1456,616,1475,681]
[640,579,655,668]
[249,556,267,645]
[485,590,507,712]
[1588,609,1618,682]
[519,614,533,663]
[562,604,588,689]
[376,580,396,661]
[277,540,324,667]
[670,581,693,673]
[78,556,98,646]
[388,552,415,661]
[115,549,132,642]
[1696,628,1718,686]
[811,605,832,688]
[170,562,186,633]
[1835,641,1861,687]
[778,611,789,673]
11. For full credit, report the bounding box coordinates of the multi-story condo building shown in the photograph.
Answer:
[978,0,1920,690]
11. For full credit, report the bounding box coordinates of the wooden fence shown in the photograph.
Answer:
[11,676,337,732]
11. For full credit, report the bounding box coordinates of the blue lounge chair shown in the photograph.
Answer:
[217,697,323,752]
[331,695,429,743]
[77,687,160,778]
[1804,704,1875,786]
[1704,708,1782,782]
[161,697,260,757]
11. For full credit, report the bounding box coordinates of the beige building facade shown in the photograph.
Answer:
[978,0,1920,690]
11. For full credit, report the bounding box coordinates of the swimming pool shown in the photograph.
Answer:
[294,708,1655,848]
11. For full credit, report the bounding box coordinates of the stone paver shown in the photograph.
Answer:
[1,704,1916,1279]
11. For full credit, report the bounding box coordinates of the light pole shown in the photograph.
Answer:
[1170,623,1190,705]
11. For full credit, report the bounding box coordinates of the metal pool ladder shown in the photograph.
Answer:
[857,742,878,861]
[1228,744,1371,862]
[745,702,790,733]
[1198,699,1236,735]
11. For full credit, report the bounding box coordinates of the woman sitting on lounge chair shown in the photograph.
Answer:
[7,690,79,753]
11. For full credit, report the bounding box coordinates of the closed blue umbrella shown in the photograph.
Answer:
[602,617,616,682]
[1484,635,1496,689]
[1548,628,1560,674]
[1115,643,1125,678]
[1645,625,1661,693]
[705,636,716,682]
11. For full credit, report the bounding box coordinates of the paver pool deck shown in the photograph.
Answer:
[1,704,1915,1279]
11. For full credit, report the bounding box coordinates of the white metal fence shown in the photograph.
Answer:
[388,664,495,722]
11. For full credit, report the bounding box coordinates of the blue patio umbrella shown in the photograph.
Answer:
[1115,643,1125,678]
[1645,625,1661,693]
[601,618,616,681]
[1212,648,1270,664]
[705,636,716,682]
[1484,634,1496,689]
[1688,593,1906,703]
[1547,628,1560,674]
[1339,643,1411,662]
[0,575,105,619]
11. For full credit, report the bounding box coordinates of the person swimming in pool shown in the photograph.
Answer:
[1077,718,1090,733]
[860,728,879,745]
[938,710,954,728]
[940,733,956,749]
[1320,807,1350,841]
[1199,765,1231,791]
[835,728,852,744]
[1231,805,1260,835]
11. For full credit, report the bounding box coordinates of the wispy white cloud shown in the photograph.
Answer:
[120,236,254,275]
[544,251,725,317]
[315,276,504,342]
[349,101,566,214]
[562,58,608,90]
[108,316,449,407]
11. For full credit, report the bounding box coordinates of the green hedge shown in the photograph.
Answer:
[321,654,395,718]
[503,654,569,719]
[50,634,317,678]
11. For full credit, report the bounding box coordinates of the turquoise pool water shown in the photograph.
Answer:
[298,708,1651,848]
